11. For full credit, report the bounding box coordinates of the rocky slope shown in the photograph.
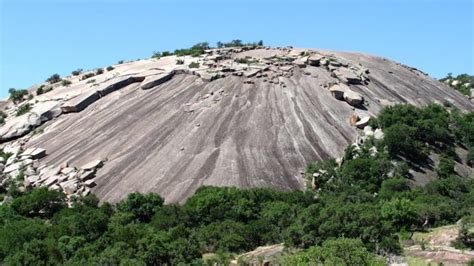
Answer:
[0,46,472,203]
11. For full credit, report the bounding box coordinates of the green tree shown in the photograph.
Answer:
[116,192,164,222]
[10,187,66,218]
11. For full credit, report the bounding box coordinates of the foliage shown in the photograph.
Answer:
[176,59,184,65]
[61,80,72,87]
[440,73,473,96]
[106,66,114,71]
[71,69,83,76]
[96,68,104,75]
[81,72,96,80]
[0,111,7,125]
[436,154,456,178]
[216,40,263,48]
[8,88,28,103]
[16,103,31,116]
[0,104,472,264]
[283,238,385,265]
[46,73,61,84]
[189,62,200,68]
[36,85,52,95]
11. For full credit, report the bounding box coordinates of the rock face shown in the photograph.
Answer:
[1,47,472,203]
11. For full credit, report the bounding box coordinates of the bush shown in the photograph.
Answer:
[96,68,104,75]
[106,66,114,71]
[16,104,31,116]
[71,69,83,76]
[8,88,28,103]
[81,73,95,80]
[46,74,61,84]
[436,154,456,178]
[61,80,72,87]
[176,59,184,65]
[118,60,124,64]
[0,111,7,125]
[188,62,200,68]
[10,187,66,218]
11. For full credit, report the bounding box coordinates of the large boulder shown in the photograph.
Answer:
[308,54,323,66]
[343,90,364,107]
[30,101,62,123]
[334,68,362,84]
[329,84,347,100]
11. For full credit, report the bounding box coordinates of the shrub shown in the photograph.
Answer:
[46,74,61,84]
[96,68,104,75]
[16,103,31,116]
[81,73,95,80]
[36,85,45,95]
[106,66,114,71]
[118,60,124,64]
[436,154,456,178]
[86,79,96,84]
[8,88,28,103]
[0,111,7,125]
[71,69,83,76]
[61,80,72,87]
[176,59,184,65]
[189,62,200,68]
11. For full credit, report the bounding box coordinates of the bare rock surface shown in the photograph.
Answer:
[1,47,472,203]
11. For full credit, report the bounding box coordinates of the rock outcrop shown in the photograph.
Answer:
[1,46,472,203]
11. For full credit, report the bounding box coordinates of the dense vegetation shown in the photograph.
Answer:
[439,73,473,96]
[0,104,472,265]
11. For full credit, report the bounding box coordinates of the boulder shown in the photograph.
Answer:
[374,129,384,140]
[334,68,362,84]
[141,72,174,90]
[364,126,374,136]
[43,175,59,187]
[61,91,100,113]
[30,148,47,160]
[350,114,359,126]
[355,116,370,129]
[79,170,95,181]
[329,84,347,100]
[343,90,364,107]
[63,183,77,195]
[81,160,103,171]
[30,101,62,123]
[294,56,308,67]
[84,179,96,188]
[3,162,21,174]
[308,54,323,66]
[0,115,34,141]
[244,69,261,78]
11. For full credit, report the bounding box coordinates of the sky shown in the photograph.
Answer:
[0,0,472,98]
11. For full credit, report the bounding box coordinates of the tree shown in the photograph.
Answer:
[46,73,61,84]
[10,187,66,218]
[116,192,164,222]
[381,198,417,230]
[8,88,28,103]
[283,238,384,266]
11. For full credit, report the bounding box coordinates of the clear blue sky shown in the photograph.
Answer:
[0,0,473,98]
